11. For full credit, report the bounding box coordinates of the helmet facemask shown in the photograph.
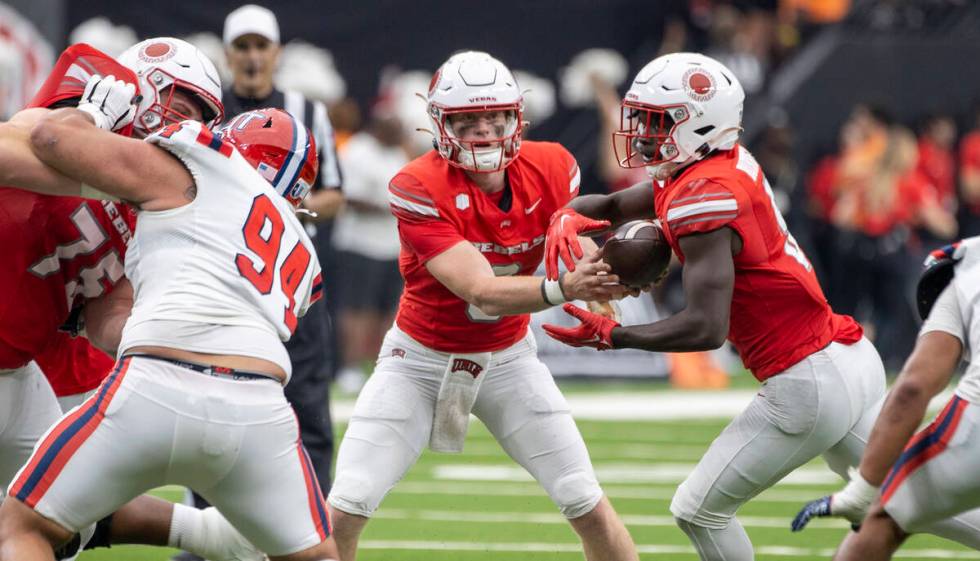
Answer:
[433,104,524,173]
[613,101,692,172]
[133,68,223,137]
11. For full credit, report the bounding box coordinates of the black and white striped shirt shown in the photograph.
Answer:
[221,87,343,191]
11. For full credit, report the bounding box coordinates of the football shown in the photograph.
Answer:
[601,220,672,287]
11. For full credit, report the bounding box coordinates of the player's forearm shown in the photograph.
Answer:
[569,181,654,227]
[469,275,553,316]
[83,307,128,357]
[612,309,727,352]
[857,380,932,486]
[83,279,134,356]
[0,117,81,196]
[30,110,100,178]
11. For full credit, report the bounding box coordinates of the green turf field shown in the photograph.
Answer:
[80,405,978,561]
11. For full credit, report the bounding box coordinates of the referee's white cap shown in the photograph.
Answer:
[223,4,280,45]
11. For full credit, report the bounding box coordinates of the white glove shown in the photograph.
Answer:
[832,468,880,524]
[76,74,138,132]
[791,467,879,531]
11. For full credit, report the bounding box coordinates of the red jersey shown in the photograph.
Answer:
[0,192,134,367]
[388,142,580,352]
[0,43,137,394]
[655,145,863,381]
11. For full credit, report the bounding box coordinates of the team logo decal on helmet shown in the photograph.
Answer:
[139,41,177,64]
[683,68,715,102]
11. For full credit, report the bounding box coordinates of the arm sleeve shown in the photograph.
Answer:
[389,172,464,263]
[665,179,740,238]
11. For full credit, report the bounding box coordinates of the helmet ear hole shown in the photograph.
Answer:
[694,125,715,136]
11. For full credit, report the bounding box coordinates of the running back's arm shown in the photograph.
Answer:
[0,109,82,195]
[29,108,192,209]
[611,228,735,351]
[569,180,654,226]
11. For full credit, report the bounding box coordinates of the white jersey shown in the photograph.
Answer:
[118,120,322,379]
[920,236,980,402]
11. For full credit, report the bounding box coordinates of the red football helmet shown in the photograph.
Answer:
[220,108,318,208]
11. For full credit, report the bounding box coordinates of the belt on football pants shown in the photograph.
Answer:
[126,354,279,382]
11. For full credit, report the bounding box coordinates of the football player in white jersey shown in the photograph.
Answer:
[0,71,335,561]
[0,38,274,561]
[792,237,980,560]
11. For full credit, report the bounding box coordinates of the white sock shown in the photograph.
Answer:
[168,503,205,553]
[168,504,264,561]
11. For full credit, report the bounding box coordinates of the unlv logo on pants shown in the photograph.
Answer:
[451,359,483,379]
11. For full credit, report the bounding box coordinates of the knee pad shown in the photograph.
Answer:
[328,472,382,518]
[670,482,731,529]
[551,470,602,519]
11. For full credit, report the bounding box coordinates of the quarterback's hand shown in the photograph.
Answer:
[560,250,627,302]
[77,74,138,132]
[791,469,878,532]
[542,303,619,350]
[545,208,610,280]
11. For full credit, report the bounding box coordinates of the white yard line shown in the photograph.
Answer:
[333,389,956,422]
[433,463,842,485]
[359,540,980,558]
[375,507,845,530]
[390,481,832,503]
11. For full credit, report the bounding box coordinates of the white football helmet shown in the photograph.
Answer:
[615,52,744,174]
[118,37,224,136]
[427,51,526,173]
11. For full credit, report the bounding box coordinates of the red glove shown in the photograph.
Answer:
[545,208,610,280]
[542,303,619,350]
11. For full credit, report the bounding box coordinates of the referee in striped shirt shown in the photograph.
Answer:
[173,6,343,560]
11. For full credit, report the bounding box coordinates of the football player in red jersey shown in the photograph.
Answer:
[543,52,980,560]
[326,51,638,561]
[0,41,272,561]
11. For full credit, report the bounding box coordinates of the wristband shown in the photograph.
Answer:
[542,275,568,306]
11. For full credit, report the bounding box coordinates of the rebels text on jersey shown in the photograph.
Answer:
[389,142,581,352]
[0,191,134,371]
[655,145,863,380]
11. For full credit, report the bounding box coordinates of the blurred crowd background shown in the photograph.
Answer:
[3,0,980,380]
